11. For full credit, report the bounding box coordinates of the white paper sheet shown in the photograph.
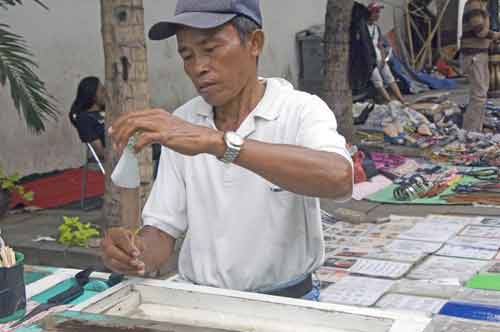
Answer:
[385,239,443,254]
[376,293,447,314]
[320,276,394,306]
[349,258,412,279]
[436,244,497,260]
[398,220,464,243]
[407,256,488,282]
[460,225,500,239]
[447,236,500,251]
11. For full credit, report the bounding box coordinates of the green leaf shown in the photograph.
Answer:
[0,0,48,10]
[58,216,100,247]
[23,191,33,201]
[0,23,58,134]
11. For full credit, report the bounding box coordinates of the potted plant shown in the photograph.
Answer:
[0,167,33,219]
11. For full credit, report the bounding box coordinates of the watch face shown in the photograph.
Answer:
[226,132,244,147]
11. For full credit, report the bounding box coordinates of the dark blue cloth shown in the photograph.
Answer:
[414,71,458,90]
[389,56,457,92]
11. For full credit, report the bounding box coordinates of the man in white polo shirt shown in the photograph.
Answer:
[102,0,353,300]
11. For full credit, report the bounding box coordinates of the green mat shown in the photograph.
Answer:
[366,176,479,205]
[1,276,109,324]
[31,278,109,305]
[24,272,50,285]
[466,273,500,291]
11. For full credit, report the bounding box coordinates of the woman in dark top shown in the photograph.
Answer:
[69,77,106,159]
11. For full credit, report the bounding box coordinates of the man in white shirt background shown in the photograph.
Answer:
[367,1,406,104]
[101,0,353,301]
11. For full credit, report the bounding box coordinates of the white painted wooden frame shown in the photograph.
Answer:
[70,278,431,332]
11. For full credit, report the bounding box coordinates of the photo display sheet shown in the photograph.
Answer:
[321,276,394,306]
[376,293,447,314]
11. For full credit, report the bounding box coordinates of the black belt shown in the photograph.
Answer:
[264,274,313,299]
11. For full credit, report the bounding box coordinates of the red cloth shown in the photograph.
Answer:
[436,59,457,78]
[9,168,104,209]
[352,151,368,184]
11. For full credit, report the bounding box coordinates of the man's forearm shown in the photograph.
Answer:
[138,226,175,274]
[207,132,352,199]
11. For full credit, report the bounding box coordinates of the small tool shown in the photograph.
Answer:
[10,268,93,328]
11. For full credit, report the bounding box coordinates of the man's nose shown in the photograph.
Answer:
[193,56,210,76]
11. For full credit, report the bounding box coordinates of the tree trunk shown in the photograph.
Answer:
[100,0,152,229]
[322,0,356,143]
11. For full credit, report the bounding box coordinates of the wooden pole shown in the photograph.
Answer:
[415,0,451,70]
[101,0,152,229]
[323,0,355,142]
[405,1,416,68]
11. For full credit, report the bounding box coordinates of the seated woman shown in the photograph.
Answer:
[69,77,106,160]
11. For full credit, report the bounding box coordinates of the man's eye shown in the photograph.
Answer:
[205,46,217,53]
[182,54,193,61]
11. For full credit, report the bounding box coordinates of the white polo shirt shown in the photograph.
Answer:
[143,78,352,292]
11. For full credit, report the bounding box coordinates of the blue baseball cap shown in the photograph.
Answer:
[149,0,263,41]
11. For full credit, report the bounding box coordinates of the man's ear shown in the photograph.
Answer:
[248,30,265,58]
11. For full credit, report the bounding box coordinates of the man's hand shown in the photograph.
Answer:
[101,227,146,276]
[109,109,222,157]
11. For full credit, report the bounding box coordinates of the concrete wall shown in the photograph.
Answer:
[0,0,340,176]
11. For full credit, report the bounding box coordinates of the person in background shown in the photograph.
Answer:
[367,1,406,104]
[461,0,500,132]
[69,76,106,159]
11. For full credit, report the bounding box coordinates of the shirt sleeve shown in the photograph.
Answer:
[142,147,188,239]
[74,113,102,144]
[296,95,353,165]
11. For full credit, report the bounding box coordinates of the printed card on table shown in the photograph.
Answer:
[315,266,350,284]
[320,276,394,307]
[423,315,500,332]
[323,257,358,270]
[398,221,464,243]
[473,218,500,227]
[447,236,500,251]
[391,279,462,299]
[376,293,447,314]
[365,250,426,263]
[436,244,498,261]
[460,225,500,239]
[453,288,500,307]
[385,239,443,254]
[349,258,412,279]
[424,214,484,225]
[408,256,488,283]
[363,222,417,239]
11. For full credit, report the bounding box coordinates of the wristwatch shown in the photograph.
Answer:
[219,131,244,164]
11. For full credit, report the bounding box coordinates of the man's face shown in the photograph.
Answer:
[177,23,260,107]
[369,11,381,22]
